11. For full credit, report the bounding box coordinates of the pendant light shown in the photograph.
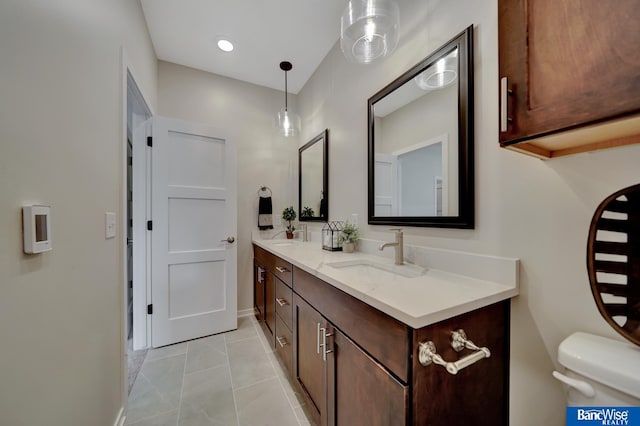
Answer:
[340,0,400,64]
[414,49,458,91]
[275,61,301,137]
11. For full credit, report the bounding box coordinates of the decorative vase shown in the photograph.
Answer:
[286,230,294,239]
[343,242,355,253]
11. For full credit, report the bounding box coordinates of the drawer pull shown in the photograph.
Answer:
[418,330,491,375]
[275,266,290,273]
[276,297,289,307]
[276,336,289,348]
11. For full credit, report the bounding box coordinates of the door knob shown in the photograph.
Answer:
[221,236,235,244]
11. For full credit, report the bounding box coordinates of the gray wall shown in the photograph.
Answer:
[0,0,157,424]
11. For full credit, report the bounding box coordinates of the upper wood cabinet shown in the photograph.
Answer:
[499,0,640,158]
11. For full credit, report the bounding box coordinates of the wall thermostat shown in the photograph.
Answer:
[23,205,52,254]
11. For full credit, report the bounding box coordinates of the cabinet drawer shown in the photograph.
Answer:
[294,266,410,383]
[272,258,293,287]
[275,278,293,330]
[275,314,293,376]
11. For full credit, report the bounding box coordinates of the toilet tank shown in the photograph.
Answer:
[557,332,640,405]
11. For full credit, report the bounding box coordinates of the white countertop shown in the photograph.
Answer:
[253,236,519,329]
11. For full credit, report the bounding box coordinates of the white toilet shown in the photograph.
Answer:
[553,332,640,406]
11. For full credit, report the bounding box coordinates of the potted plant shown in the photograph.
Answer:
[282,206,297,239]
[301,206,315,219]
[339,221,359,253]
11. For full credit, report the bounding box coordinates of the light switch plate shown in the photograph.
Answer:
[105,212,116,239]
[275,214,282,226]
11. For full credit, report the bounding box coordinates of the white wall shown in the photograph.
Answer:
[157,61,299,313]
[297,0,640,424]
[0,1,157,425]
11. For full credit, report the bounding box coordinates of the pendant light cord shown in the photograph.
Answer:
[284,70,288,112]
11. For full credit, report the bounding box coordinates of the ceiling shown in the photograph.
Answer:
[140,0,347,94]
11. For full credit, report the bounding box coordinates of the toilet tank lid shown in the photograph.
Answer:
[558,332,640,399]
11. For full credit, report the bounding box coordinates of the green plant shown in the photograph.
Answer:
[339,221,359,244]
[282,206,297,231]
[301,206,315,218]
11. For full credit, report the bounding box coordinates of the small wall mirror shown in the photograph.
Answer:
[299,129,328,221]
[368,26,474,228]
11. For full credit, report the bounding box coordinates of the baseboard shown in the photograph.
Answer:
[114,407,126,426]
[238,308,254,318]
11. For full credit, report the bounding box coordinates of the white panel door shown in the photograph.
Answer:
[151,117,237,348]
[374,153,398,216]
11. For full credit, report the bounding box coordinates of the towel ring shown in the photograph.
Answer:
[258,186,272,197]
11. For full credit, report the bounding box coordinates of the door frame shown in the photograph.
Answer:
[120,48,153,405]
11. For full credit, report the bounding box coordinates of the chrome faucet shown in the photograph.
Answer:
[379,229,404,265]
[293,223,308,242]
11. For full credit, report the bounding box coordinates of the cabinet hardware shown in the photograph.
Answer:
[276,297,289,307]
[276,336,289,348]
[317,323,322,354]
[275,266,290,273]
[257,267,264,283]
[500,77,513,132]
[418,329,491,375]
[450,329,481,352]
[321,328,333,361]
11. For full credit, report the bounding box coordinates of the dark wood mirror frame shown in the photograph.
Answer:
[587,183,640,346]
[368,26,474,228]
[299,129,329,222]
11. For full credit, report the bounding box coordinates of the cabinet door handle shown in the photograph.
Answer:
[257,267,264,284]
[321,328,333,362]
[276,336,289,348]
[500,77,513,132]
[276,297,289,307]
[275,266,289,273]
[317,323,322,354]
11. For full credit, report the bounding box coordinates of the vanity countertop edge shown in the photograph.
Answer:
[252,237,519,329]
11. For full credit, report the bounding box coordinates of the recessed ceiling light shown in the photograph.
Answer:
[217,39,234,52]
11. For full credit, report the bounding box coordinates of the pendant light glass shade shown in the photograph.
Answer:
[414,49,458,90]
[276,108,301,137]
[340,0,399,64]
[275,61,301,137]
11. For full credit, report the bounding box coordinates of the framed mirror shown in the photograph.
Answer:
[368,26,474,228]
[299,129,328,222]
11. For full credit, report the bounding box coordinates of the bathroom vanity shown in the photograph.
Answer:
[253,238,518,425]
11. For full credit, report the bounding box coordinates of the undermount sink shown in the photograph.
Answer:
[325,258,426,279]
[271,241,296,247]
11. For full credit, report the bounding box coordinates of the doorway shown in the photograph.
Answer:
[126,70,152,392]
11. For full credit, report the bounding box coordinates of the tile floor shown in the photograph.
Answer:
[125,316,312,426]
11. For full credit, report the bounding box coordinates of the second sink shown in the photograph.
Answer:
[325,258,425,279]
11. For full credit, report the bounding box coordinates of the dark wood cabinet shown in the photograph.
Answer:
[499,0,640,158]
[293,295,327,425]
[253,244,510,425]
[412,301,509,426]
[330,327,408,426]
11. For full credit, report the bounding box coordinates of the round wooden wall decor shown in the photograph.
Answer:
[587,183,640,346]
